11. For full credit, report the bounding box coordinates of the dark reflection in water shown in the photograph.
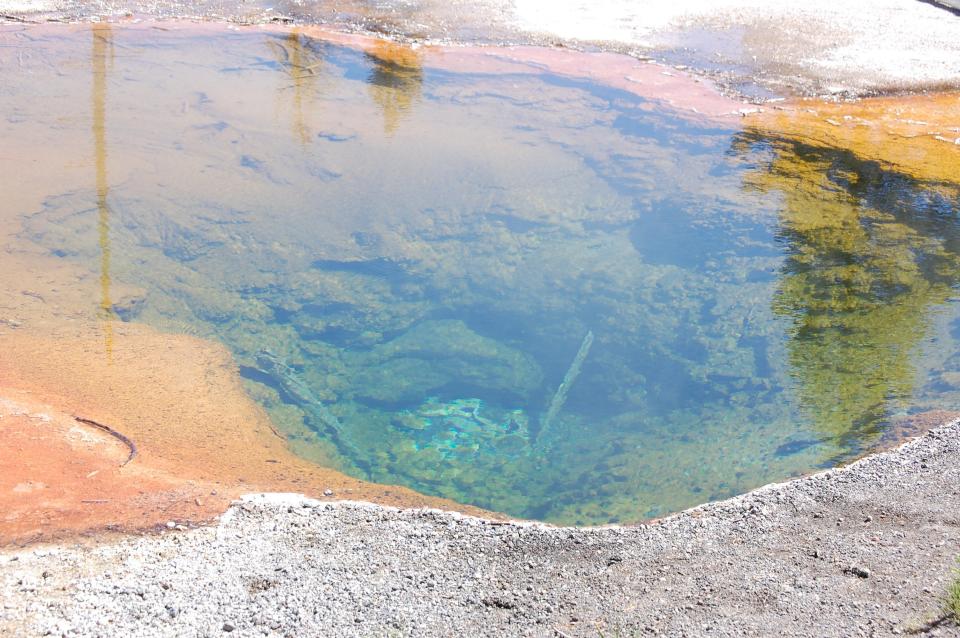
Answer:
[733,130,960,453]
[9,27,960,524]
[364,41,422,135]
[268,30,325,146]
[92,23,115,357]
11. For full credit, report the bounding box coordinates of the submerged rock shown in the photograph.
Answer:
[351,320,543,403]
[390,397,532,460]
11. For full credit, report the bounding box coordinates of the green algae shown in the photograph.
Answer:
[6,26,960,524]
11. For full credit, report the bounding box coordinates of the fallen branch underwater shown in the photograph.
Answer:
[253,350,370,474]
[538,329,594,443]
[1,14,37,23]
[74,416,138,467]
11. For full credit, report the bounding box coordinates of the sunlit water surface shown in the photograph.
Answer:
[4,25,960,524]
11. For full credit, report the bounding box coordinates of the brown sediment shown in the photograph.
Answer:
[0,326,496,546]
[0,386,225,545]
[746,92,960,183]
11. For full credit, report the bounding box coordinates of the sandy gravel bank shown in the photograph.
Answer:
[2,0,959,97]
[3,420,959,637]
[509,0,960,97]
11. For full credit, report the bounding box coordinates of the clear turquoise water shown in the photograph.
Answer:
[7,26,960,524]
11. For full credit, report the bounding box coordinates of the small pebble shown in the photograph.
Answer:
[165,521,176,530]
[324,489,334,496]
[222,622,236,632]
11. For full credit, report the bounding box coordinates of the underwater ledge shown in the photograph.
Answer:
[2,416,960,635]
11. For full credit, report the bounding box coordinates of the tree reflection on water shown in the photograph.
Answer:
[734,129,960,450]
[365,40,423,136]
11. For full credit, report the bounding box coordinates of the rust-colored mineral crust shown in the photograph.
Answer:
[0,328,490,546]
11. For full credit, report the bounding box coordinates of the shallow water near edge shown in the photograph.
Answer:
[3,25,960,524]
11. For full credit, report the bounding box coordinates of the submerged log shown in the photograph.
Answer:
[73,416,138,467]
[538,330,594,443]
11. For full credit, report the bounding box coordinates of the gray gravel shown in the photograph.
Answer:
[3,420,960,637]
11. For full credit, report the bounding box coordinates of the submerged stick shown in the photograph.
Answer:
[254,350,368,471]
[1,14,37,23]
[74,416,138,467]
[538,330,594,443]
[255,350,346,436]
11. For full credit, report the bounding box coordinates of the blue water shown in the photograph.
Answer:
[7,25,960,524]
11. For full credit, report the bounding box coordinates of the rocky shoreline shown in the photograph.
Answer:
[3,418,959,636]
